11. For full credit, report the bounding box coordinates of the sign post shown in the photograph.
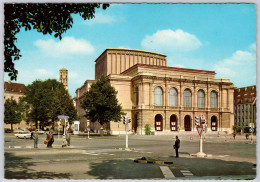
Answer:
[123,116,131,150]
[195,115,206,157]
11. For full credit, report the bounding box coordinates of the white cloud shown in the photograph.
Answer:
[35,69,54,76]
[221,50,255,65]
[85,13,116,25]
[250,43,256,51]
[141,29,202,52]
[213,65,236,78]
[213,48,256,85]
[34,37,95,57]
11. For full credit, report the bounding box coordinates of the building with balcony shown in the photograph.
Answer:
[234,85,256,128]
[74,48,235,134]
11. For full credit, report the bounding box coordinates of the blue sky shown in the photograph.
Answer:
[4,3,256,97]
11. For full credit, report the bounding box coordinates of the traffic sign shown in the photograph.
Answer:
[249,128,254,133]
[58,115,69,119]
[196,127,203,136]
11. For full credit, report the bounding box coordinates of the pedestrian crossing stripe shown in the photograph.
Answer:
[160,166,175,179]
[180,169,194,177]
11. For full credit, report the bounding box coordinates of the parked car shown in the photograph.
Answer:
[14,131,31,139]
[5,128,12,133]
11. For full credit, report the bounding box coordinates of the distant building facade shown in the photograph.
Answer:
[74,48,235,134]
[234,85,256,128]
[4,81,28,129]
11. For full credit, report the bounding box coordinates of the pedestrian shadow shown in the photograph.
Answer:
[5,152,71,179]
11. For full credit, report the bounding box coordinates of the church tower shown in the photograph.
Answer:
[59,67,68,90]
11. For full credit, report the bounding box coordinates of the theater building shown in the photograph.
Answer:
[74,48,235,134]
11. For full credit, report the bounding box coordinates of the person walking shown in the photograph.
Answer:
[46,131,51,148]
[173,135,180,158]
[49,131,54,147]
[66,133,71,146]
[33,130,38,148]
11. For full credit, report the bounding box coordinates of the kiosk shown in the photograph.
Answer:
[73,121,80,135]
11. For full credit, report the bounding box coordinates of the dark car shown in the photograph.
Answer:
[5,128,12,133]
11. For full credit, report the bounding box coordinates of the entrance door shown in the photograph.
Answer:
[184,115,191,131]
[211,116,218,131]
[170,114,178,131]
[155,114,163,131]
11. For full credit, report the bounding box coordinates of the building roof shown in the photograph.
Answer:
[121,63,216,75]
[95,48,166,62]
[4,81,25,93]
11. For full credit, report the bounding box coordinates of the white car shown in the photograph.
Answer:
[32,130,45,134]
[14,131,31,139]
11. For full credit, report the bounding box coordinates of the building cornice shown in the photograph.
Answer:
[95,48,166,63]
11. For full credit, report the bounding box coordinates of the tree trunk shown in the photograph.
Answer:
[11,123,13,132]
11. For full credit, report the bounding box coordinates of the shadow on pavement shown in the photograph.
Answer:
[161,156,256,179]
[86,157,256,180]
[86,159,164,179]
[5,152,71,179]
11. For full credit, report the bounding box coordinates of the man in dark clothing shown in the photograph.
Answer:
[173,135,180,158]
[32,130,38,148]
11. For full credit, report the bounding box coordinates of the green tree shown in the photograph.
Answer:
[52,86,79,124]
[23,79,78,129]
[81,75,125,132]
[5,3,109,80]
[4,98,22,131]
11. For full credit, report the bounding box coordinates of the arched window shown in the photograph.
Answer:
[154,86,163,106]
[197,89,205,108]
[169,88,178,106]
[210,91,218,108]
[184,89,192,107]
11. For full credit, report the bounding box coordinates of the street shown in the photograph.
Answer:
[4,132,257,180]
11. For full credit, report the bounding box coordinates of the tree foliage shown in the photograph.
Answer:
[4,98,22,131]
[4,3,109,80]
[81,75,125,126]
[52,85,79,124]
[23,79,78,129]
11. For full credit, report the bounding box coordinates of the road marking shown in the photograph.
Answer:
[180,169,194,177]
[217,155,230,157]
[14,146,22,148]
[109,154,115,156]
[25,146,33,148]
[146,152,152,153]
[83,152,99,155]
[160,166,175,179]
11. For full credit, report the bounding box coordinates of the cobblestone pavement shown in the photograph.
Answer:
[4,132,257,180]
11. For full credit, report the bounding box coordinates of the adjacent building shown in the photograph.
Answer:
[234,85,256,128]
[74,48,235,134]
[4,81,28,129]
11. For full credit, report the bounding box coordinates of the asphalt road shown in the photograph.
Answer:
[4,132,257,180]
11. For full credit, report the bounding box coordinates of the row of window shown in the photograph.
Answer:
[153,87,218,108]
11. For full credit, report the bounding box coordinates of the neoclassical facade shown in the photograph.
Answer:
[75,48,235,134]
